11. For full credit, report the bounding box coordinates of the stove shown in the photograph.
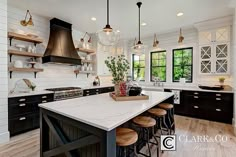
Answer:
[46,87,83,101]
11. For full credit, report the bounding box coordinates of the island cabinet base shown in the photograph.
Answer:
[40,109,116,157]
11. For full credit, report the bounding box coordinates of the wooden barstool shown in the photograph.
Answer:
[132,116,159,157]
[116,128,138,157]
[158,103,175,134]
[148,108,169,135]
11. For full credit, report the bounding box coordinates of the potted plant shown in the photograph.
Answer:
[105,55,130,96]
[219,77,225,86]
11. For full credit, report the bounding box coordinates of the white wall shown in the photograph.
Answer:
[7,6,112,91]
[128,25,233,86]
[233,8,236,132]
[0,0,9,144]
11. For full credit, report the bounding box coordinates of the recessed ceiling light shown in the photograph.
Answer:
[141,22,147,26]
[91,17,96,21]
[177,12,184,17]
[117,30,120,33]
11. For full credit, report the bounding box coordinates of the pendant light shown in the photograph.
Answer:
[153,33,159,48]
[97,0,119,46]
[132,1,147,55]
[178,28,184,44]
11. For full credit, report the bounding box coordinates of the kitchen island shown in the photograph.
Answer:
[39,91,174,157]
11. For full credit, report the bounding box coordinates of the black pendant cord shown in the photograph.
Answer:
[137,2,142,44]
[107,0,109,25]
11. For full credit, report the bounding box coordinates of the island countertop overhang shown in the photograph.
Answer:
[39,91,174,131]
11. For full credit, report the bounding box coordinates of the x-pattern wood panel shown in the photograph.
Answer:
[201,61,211,73]
[216,44,228,58]
[216,59,227,73]
[216,28,228,42]
[201,46,211,59]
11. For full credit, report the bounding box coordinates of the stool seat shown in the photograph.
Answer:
[133,116,156,128]
[116,128,138,147]
[158,103,174,109]
[148,108,167,116]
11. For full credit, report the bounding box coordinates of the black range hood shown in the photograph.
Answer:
[42,18,81,65]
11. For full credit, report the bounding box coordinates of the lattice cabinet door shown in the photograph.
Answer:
[199,31,212,45]
[215,43,230,74]
[215,27,230,43]
[199,45,213,74]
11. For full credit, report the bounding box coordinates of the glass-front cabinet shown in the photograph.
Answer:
[199,26,230,75]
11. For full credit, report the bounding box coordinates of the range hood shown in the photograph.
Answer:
[42,18,81,65]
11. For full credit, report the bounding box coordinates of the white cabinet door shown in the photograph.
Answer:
[199,31,212,45]
[199,45,213,74]
[215,27,230,43]
[214,43,230,74]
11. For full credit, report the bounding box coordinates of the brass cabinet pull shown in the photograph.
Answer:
[194,92,199,95]
[194,96,199,99]
[19,117,26,121]
[19,104,26,107]
[216,98,221,101]
[216,109,222,112]
[216,94,221,97]
[42,100,47,103]
[42,96,47,99]
[194,106,199,109]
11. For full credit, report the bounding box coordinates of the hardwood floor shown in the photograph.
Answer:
[0,115,236,157]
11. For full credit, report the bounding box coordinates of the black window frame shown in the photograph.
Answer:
[132,54,145,81]
[150,50,167,82]
[172,47,193,83]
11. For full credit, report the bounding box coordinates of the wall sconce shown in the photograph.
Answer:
[178,28,184,44]
[79,32,92,49]
[20,10,34,26]
[153,33,159,48]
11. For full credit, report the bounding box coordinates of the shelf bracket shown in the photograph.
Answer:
[34,42,37,47]
[9,54,12,62]
[87,74,89,78]
[9,37,13,46]
[76,73,78,78]
[9,71,12,79]
[34,72,37,78]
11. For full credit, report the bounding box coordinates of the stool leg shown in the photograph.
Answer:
[171,108,175,134]
[152,127,159,157]
[145,128,152,157]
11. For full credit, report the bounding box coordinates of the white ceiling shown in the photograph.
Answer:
[8,0,234,39]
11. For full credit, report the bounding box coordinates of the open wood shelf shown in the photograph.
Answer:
[74,70,96,78]
[76,48,95,54]
[8,32,43,46]
[8,67,44,78]
[8,50,43,62]
[81,60,95,64]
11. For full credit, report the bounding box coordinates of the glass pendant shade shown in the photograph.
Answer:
[178,28,184,43]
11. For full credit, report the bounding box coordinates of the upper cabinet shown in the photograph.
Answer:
[199,27,230,45]
[195,16,233,75]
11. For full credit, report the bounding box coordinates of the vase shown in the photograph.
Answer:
[114,83,120,96]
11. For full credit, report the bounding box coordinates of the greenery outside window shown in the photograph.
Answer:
[150,51,166,82]
[132,54,145,81]
[173,47,193,82]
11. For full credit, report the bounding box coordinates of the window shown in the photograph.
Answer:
[173,47,193,82]
[150,51,166,82]
[132,54,145,81]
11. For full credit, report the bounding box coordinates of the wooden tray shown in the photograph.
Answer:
[109,93,149,101]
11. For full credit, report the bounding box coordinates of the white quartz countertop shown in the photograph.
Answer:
[8,90,54,98]
[39,91,174,131]
[141,85,234,93]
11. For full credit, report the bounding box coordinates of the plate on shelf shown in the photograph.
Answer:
[12,29,26,35]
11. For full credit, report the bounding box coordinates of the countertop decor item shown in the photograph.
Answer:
[105,55,130,96]
[198,85,224,91]
[23,79,36,91]
[178,28,184,44]
[109,92,149,101]
[128,86,142,96]
[97,0,119,46]
[20,10,34,26]
[219,77,225,86]
[131,1,147,55]
[15,44,26,51]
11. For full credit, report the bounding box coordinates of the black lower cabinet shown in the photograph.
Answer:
[165,89,233,124]
[8,93,54,136]
[83,86,114,96]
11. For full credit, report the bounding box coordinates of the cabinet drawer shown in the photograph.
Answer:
[8,102,38,118]
[9,94,54,105]
[9,113,39,136]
